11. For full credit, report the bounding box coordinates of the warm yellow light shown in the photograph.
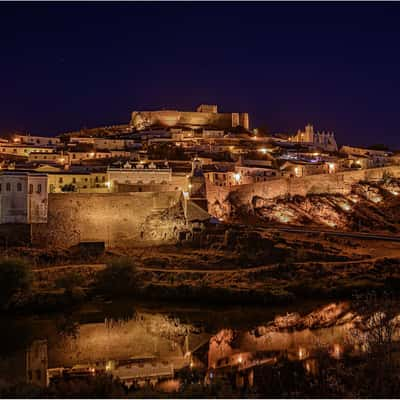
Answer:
[234,173,241,183]
[105,181,111,188]
[332,344,342,359]
[258,148,267,154]
[105,361,113,371]
[58,158,65,163]
[188,183,192,189]
[90,152,95,157]
[13,138,20,143]
[238,356,242,364]
[298,347,307,360]
[328,162,335,173]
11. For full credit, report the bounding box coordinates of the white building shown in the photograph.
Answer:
[0,171,48,223]
[0,144,55,158]
[107,162,172,190]
[13,134,61,146]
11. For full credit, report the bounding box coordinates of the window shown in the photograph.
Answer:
[6,182,11,191]
[37,184,42,193]
[17,182,22,192]
[0,183,1,192]
[72,177,76,183]
[59,177,63,184]
[95,176,99,182]
[29,184,33,194]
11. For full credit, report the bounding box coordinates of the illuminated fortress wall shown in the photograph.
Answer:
[131,108,249,130]
[31,191,186,248]
[207,165,400,218]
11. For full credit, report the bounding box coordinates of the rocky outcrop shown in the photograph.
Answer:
[238,179,400,233]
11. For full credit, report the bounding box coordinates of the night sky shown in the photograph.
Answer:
[1,2,400,148]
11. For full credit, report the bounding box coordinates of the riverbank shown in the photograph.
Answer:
[2,224,400,314]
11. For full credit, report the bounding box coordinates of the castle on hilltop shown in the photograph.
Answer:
[288,124,338,152]
[130,104,249,131]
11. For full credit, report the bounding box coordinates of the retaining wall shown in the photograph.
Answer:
[206,166,400,218]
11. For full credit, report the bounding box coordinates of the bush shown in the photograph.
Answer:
[55,271,85,293]
[94,258,138,298]
[0,257,32,308]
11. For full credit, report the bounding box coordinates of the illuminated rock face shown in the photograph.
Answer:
[130,105,249,131]
[206,166,400,225]
[206,303,356,368]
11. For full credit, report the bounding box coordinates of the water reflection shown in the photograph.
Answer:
[1,299,399,391]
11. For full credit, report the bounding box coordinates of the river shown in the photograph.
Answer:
[0,297,391,390]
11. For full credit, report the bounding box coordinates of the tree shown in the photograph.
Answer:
[61,184,76,192]
[94,258,138,297]
[0,258,32,308]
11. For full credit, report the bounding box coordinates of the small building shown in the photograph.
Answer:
[28,151,69,165]
[340,145,391,168]
[107,162,172,191]
[280,160,331,177]
[26,340,48,388]
[14,134,61,146]
[0,171,48,223]
[69,150,117,164]
[111,359,174,388]
[46,171,108,193]
[0,144,55,158]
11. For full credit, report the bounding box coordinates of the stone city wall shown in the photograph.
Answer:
[31,191,187,248]
[207,165,400,218]
[131,110,249,130]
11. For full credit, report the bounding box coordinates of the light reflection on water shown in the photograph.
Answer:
[0,299,399,389]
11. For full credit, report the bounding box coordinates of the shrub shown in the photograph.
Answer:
[55,271,85,293]
[94,258,138,297]
[0,257,32,308]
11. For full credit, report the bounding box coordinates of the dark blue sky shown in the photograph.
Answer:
[1,2,400,148]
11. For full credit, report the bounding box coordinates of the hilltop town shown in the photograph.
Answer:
[1,103,399,250]
[3,106,400,394]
